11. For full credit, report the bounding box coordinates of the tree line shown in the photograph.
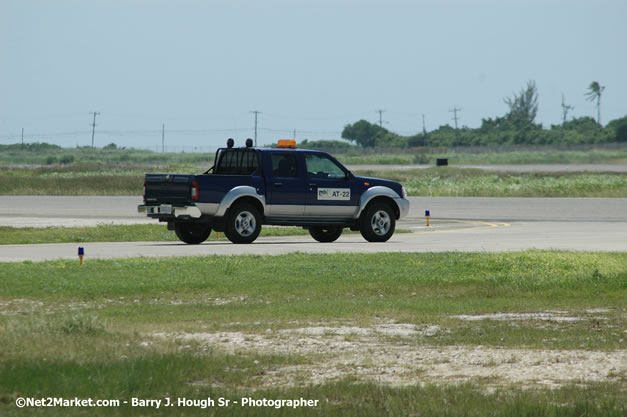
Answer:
[341,81,627,148]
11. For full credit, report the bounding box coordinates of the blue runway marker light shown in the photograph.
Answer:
[78,247,84,266]
[425,210,430,227]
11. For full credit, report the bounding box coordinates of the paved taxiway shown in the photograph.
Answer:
[0,196,625,262]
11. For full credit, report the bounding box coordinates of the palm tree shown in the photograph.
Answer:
[585,81,605,125]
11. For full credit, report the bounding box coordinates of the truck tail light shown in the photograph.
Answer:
[401,186,407,198]
[191,180,199,200]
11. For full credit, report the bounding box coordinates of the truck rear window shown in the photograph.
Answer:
[215,149,258,175]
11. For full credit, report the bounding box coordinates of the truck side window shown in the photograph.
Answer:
[271,153,298,178]
[305,154,345,179]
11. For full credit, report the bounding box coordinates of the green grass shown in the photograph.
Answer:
[0,224,312,245]
[3,144,627,166]
[335,148,627,165]
[355,167,627,197]
[1,252,625,347]
[0,145,216,166]
[0,166,144,195]
[2,166,627,197]
[1,252,626,416]
[1,359,623,416]
[0,224,410,245]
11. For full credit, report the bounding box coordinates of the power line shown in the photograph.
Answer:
[0,126,346,143]
[89,111,100,147]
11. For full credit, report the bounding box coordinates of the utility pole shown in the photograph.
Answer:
[89,111,100,147]
[293,128,296,140]
[21,128,24,145]
[376,109,386,127]
[561,94,574,124]
[421,114,428,147]
[250,110,261,147]
[449,107,461,142]
[162,123,165,153]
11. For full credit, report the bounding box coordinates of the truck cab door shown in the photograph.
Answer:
[304,152,360,219]
[264,152,306,217]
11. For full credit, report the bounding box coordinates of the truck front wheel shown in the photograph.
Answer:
[360,203,395,242]
[224,203,261,244]
[309,227,343,243]
[174,221,212,244]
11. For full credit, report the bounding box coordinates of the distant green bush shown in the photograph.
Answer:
[0,142,62,152]
[300,139,354,150]
[607,115,627,143]
[59,155,75,164]
[342,115,626,148]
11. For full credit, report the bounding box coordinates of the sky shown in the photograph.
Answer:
[1,0,626,151]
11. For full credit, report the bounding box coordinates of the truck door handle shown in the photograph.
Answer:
[308,183,317,187]
[273,182,283,187]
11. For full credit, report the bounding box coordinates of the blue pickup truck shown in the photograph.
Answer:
[138,139,409,244]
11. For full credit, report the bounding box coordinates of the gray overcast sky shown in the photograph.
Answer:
[1,0,626,150]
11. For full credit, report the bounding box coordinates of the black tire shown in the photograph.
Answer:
[224,203,261,244]
[174,221,212,244]
[359,203,395,242]
[309,227,343,243]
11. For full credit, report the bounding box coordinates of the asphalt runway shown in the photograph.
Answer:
[1,196,626,262]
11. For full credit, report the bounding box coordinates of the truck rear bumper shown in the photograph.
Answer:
[138,204,201,219]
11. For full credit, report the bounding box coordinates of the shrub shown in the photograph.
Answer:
[60,155,75,164]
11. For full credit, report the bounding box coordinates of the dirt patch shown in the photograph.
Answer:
[278,323,440,337]
[0,296,251,316]
[151,322,626,388]
[450,312,582,322]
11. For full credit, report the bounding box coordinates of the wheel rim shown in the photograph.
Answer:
[234,211,256,236]
[371,210,391,236]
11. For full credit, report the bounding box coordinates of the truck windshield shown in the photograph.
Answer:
[215,149,258,175]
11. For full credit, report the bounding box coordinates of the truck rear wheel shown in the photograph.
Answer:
[174,221,212,244]
[224,203,261,244]
[360,203,395,242]
[309,227,343,243]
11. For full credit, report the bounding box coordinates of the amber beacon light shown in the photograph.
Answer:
[277,139,297,148]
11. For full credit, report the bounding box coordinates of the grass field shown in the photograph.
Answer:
[354,167,627,197]
[2,144,627,166]
[2,165,627,197]
[0,224,412,245]
[0,224,309,245]
[1,252,625,416]
[338,148,627,165]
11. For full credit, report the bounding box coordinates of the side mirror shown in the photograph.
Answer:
[345,171,353,180]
